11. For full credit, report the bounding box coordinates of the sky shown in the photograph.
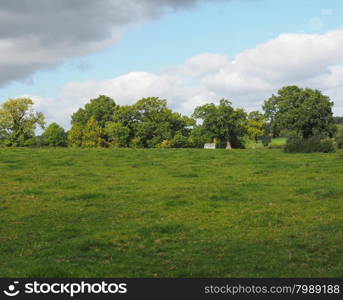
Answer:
[1,0,343,128]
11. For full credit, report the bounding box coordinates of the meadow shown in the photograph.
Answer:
[0,148,342,277]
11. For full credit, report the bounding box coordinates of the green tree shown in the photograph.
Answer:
[82,117,105,147]
[118,97,194,148]
[263,86,336,139]
[192,99,247,148]
[247,111,265,144]
[43,123,67,147]
[71,95,117,127]
[67,123,84,147]
[105,122,130,147]
[0,97,45,146]
[169,131,190,148]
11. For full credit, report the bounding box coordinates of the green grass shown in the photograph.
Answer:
[0,148,343,277]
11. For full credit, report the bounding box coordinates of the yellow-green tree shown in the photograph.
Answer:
[82,117,105,147]
[247,111,265,144]
[0,97,45,146]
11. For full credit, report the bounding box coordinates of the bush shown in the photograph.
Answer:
[130,137,143,148]
[170,132,189,148]
[336,132,343,149]
[284,136,336,153]
[25,136,45,147]
[318,138,336,153]
[156,140,171,148]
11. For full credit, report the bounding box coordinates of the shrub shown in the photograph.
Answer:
[170,132,189,148]
[284,136,336,153]
[25,136,45,147]
[336,132,343,149]
[156,140,171,148]
[130,137,143,148]
[318,138,336,153]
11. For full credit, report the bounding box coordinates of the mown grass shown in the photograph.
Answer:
[0,148,342,278]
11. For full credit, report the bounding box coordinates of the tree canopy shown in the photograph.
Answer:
[0,97,45,146]
[263,86,336,139]
[192,99,247,148]
[43,122,67,147]
[0,86,340,151]
[71,95,117,127]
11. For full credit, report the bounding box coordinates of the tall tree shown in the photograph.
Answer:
[0,97,45,146]
[263,86,336,139]
[122,97,194,148]
[192,99,247,148]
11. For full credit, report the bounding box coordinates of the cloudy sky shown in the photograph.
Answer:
[1,0,343,127]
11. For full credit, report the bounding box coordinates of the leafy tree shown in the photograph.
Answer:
[263,86,336,139]
[188,126,212,148]
[82,117,105,147]
[105,122,130,147]
[192,99,247,148]
[247,111,265,144]
[71,95,117,127]
[0,97,45,146]
[120,97,194,148]
[67,123,84,147]
[43,123,67,147]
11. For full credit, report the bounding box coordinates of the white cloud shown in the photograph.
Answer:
[32,29,343,128]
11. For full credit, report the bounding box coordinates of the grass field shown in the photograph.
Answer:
[0,148,343,277]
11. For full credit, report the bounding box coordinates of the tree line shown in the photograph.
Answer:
[0,85,342,152]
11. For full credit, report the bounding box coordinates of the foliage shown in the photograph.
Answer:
[43,123,67,147]
[67,123,83,147]
[156,140,171,148]
[247,111,266,143]
[68,96,193,148]
[333,116,343,124]
[187,126,212,148]
[336,134,343,149]
[68,117,105,147]
[335,126,343,149]
[82,117,106,147]
[263,86,336,139]
[104,122,130,147]
[131,97,194,148]
[169,132,190,148]
[0,98,45,146]
[71,95,117,127]
[130,136,143,148]
[284,135,336,153]
[192,99,247,148]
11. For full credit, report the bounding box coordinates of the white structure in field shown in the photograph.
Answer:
[204,143,216,149]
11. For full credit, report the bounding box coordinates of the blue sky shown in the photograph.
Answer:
[1,0,343,126]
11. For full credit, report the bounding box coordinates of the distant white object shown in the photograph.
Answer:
[204,143,216,149]
[226,142,232,150]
